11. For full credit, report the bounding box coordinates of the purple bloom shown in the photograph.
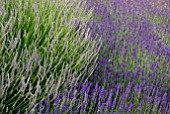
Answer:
[17,108,20,114]
[55,97,59,107]
[147,97,153,104]
[39,102,43,112]
[70,93,75,100]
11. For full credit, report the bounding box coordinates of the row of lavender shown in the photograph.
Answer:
[34,0,170,114]
[1,0,170,113]
[88,0,170,113]
[36,0,170,113]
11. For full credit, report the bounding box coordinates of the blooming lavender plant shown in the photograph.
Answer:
[37,78,170,113]
[38,0,170,113]
[1,0,170,113]
[85,0,170,113]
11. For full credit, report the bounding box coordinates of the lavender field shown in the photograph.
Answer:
[0,0,170,114]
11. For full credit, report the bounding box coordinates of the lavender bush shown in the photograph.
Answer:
[1,0,170,113]
[86,0,170,113]
[0,0,101,113]
[37,0,170,113]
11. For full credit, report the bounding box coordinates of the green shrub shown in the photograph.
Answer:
[0,0,101,113]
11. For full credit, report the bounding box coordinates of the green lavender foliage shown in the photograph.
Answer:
[0,0,101,113]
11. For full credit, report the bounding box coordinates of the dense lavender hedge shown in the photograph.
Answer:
[1,0,170,114]
[86,0,170,113]
[38,0,170,113]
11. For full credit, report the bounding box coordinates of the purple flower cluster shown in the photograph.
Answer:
[37,80,170,113]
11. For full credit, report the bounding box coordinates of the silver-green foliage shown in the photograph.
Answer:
[0,0,101,113]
